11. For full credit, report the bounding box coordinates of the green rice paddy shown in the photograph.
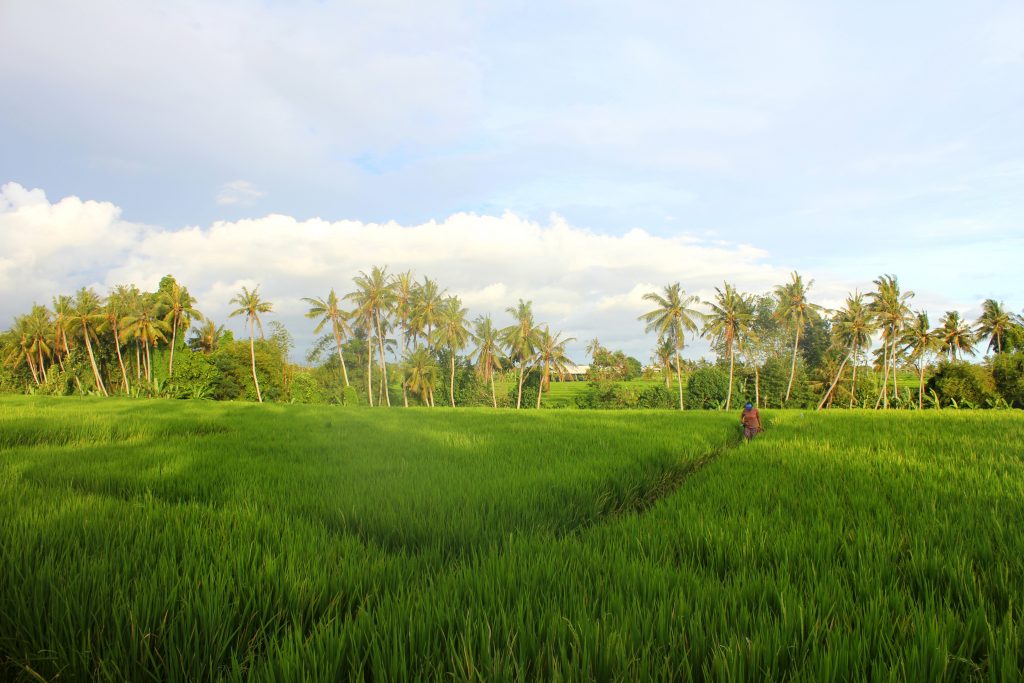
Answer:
[1,397,1022,681]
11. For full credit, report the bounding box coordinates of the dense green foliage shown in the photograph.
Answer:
[2,398,1022,680]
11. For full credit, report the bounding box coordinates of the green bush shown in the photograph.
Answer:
[926,361,998,408]
[685,366,733,409]
[990,352,1024,408]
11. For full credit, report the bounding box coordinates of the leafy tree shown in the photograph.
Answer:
[685,366,735,410]
[990,352,1024,407]
[639,283,702,410]
[926,360,996,408]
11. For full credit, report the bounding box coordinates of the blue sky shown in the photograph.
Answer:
[1,1,1021,361]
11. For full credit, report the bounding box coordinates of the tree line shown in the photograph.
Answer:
[2,268,1021,410]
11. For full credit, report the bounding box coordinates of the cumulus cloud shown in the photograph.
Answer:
[216,180,265,206]
[0,183,1012,363]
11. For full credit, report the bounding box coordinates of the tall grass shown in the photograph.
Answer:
[1,398,1021,680]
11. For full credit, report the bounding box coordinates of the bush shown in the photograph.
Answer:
[990,352,1024,408]
[685,367,734,410]
[926,361,997,408]
[758,356,811,408]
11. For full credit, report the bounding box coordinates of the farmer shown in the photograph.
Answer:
[740,402,762,440]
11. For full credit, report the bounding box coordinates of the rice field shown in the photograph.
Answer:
[1,397,1022,681]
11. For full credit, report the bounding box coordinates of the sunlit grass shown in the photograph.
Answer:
[1,397,1021,681]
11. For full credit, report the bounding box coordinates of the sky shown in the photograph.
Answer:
[1,0,1022,363]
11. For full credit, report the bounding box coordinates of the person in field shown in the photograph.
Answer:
[740,402,762,440]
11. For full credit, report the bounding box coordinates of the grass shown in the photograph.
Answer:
[1,397,1022,681]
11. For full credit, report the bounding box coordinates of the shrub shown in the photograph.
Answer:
[926,361,997,408]
[990,352,1024,408]
[685,367,732,409]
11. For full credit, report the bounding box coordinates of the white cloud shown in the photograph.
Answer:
[216,180,264,206]
[2,183,1018,363]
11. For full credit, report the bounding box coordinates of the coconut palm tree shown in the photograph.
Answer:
[51,294,73,372]
[5,316,40,385]
[975,299,1013,355]
[229,286,273,403]
[25,306,53,384]
[502,299,541,409]
[404,346,439,405]
[410,277,445,347]
[653,336,675,389]
[934,311,976,361]
[68,287,109,396]
[639,283,702,410]
[773,272,823,403]
[435,296,471,407]
[470,314,504,408]
[817,295,873,411]
[303,289,352,392]
[348,266,395,405]
[347,266,395,407]
[391,270,415,406]
[190,317,224,355]
[702,282,753,410]
[534,326,575,408]
[104,285,134,393]
[868,275,914,409]
[161,281,201,377]
[121,293,170,384]
[901,312,938,409]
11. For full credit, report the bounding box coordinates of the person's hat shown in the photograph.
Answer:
[744,403,753,409]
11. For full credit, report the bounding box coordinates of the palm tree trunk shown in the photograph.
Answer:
[375,313,390,407]
[365,326,374,407]
[83,326,108,396]
[536,361,546,409]
[675,349,684,410]
[890,337,898,403]
[818,355,849,410]
[754,363,760,408]
[490,371,497,409]
[849,346,859,409]
[135,342,142,379]
[449,350,456,407]
[333,330,350,388]
[516,362,526,409]
[785,326,800,403]
[249,321,263,403]
[56,341,65,372]
[37,347,48,383]
[875,337,889,409]
[25,349,40,385]
[725,343,734,410]
[112,324,129,394]
[918,361,925,410]
[168,314,178,377]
